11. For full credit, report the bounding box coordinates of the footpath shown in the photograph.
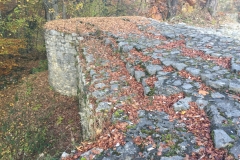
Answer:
[50,17,240,160]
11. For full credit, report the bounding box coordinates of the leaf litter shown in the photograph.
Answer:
[45,17,236,160]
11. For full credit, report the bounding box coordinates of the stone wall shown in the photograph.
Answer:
[45,29,96,140]
[45,18,240,159]
[45,30,81,96]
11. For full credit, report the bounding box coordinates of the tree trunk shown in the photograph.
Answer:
[43,0,59,21]
[167,0,179,19]
[62,0,66,19]
[52,0,59,19]
[205,0,218,16]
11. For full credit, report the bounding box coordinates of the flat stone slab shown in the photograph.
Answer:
[230,141,240,159]
[213,129,234,149]
[155,85,182,96]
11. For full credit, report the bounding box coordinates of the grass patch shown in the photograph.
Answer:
[31,60,48,74]
[147,87,155,96]
[113,109,124,118]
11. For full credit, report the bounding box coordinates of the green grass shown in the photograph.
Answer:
[147,87,155,96]
[113,109,124,118]
[31,60,48,74]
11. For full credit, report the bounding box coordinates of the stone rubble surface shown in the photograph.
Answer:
[59,19,240,159]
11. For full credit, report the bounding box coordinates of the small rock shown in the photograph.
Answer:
[161,31,176,39]
[85,54,94,63]
[211,92,225,99]
[208,79,229,89]
[49,29,60,36]
[61,152,70,158]
[173,80,182,86]
[196,99,208,110]
[95,83,106,89]
[122,45,133,52]
[214,129,234,149]
[161,60,174,66]
[178,142,188,151]
[155,85,182,96]
[81,148,103,160]
[144,86,151,95]
[171,50,181,55]
[124,141,138,155]
[90,69,96,77]
[172,63,187,71]
[96,102,112,112]
[134,71,145,82]
[126,63,134,76]
[146,65,163,75]
[229,80,240,93]
[186,67,200,77]
[237,130,240,136]
[157,71,168,76]
[173,97,192,111]
[104,38,112,45]
[111,84,118,91]
[92,89,108,99]
[138,110,146,117]
[211,114,226,126]
[134,44,145,51]
[161,156,184,160]
[77,36,84,41]
[118,41,128,51]
[200,73,216,81]
[182,83,193,90]
[212,66,220,71]
[232,63,240,72]
[225,109,240,118]
[155,77,167,87]
[230,141,240,159]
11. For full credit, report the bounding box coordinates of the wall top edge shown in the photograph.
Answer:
[44,16,151,35]
[45,29,79,37]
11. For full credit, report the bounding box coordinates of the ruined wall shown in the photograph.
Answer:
[44,30,80,96]
[45,28,103,140]
[45,29,93,140]
[44,17,240,159]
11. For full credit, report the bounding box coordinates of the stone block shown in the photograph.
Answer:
[214,129,234,149]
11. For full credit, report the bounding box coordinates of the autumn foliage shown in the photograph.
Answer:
[0,38,26,55]
[0,38,26,76]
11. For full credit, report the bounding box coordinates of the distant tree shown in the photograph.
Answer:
[205,0,218,16]
[43,0,59,21]
[167,0,179,18]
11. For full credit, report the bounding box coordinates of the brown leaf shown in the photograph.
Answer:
[184,154,190,160]
[198,90,209,96]
[157,145,163,156]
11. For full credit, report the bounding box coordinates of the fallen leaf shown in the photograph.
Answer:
[96,128,102,136]
[181,110,186,115]
[198,90,209,95]
[184,154,189,160]
[157,145,163,156]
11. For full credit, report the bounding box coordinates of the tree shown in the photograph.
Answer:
[43,0,59,21]
[167,0,179,18]
[205,0,218,16]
